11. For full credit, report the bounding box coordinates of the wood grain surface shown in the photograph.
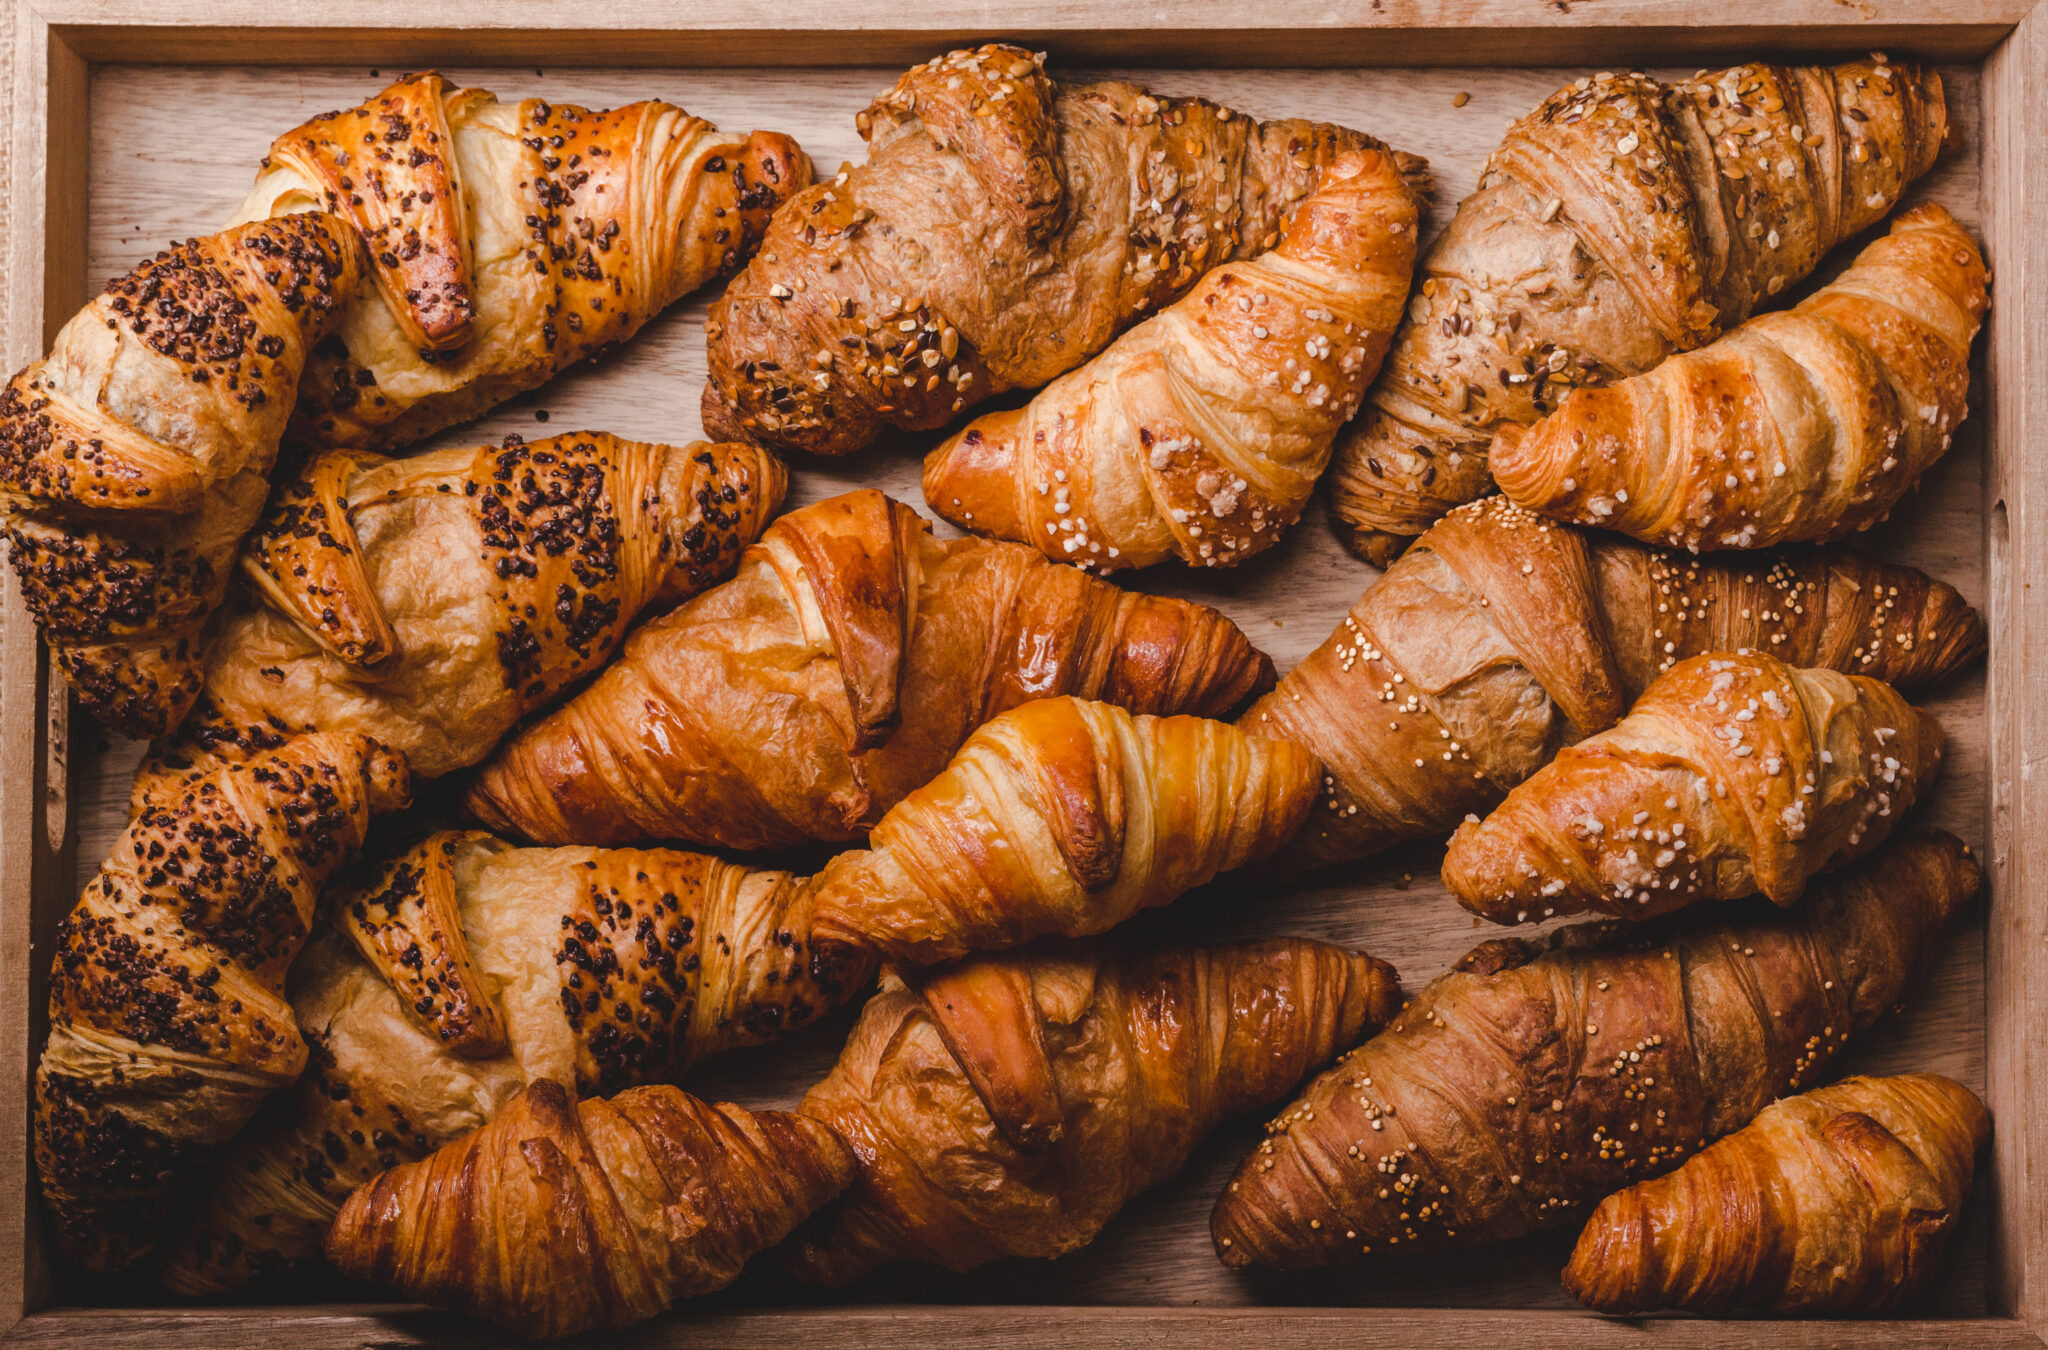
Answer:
[50,54,1997,1321]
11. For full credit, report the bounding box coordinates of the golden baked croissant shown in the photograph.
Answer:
[465,490,1274,850]
[138,431,782,794]
[1249,497,1981,873]
[1209,830,1979,1269]
[781,937,1400,1284]
[0,215,362,736]
[233,72,806,451]
[1444,649,1941,923]
[1493,204,1988,550]
[921,146,1425,571]
[807,697,1317,967]
[162,829,868,1296]
[34,731,410,1272]
[1326,58,1951,564]
[326,1079,856,1338]
[1565,1072,1988,1314]
[703,43,1385,457]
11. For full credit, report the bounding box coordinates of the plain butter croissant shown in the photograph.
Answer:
[466,490,1273,850]
[1492,203,1989,550]
[807,696,1317,967]
[1326,58,1950,564]
[782,937,1399,1285]
[1443,649,1941,923]
[326,1079,856,1339]
[1210,830,1978,1269]
[922,146,1424,571]
[704,43,1385,456]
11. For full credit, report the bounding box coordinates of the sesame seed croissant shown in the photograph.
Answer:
[807,696,1318,968]
[1492,203,1988,550]
[922,146,1425,572]
[1443,649,1941,923]
[1564,1071,1988,1314]
[162,829,870,1296]
[1326,57,1951,565]
[1209,830,1979,1269]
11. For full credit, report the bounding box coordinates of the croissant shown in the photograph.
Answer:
[1209,830,1979,1269]
[703,44,1386,457]
[0,215,362,736]
[465,490,1274,850]
[1564,1072,1988,1314]
[1248,496,1982,873]
[921,146,1424,571]
[138,431,782,794]
[233,72,806,451]
[34,731,410,1272]
[326,1079,855,1338]
[807,697,1317,967]
[1443,650,1941,923]
[1325,58,1951,564]
[1492,204,1988,550]
[781,937,1400,1285]
[162,829,869,1296]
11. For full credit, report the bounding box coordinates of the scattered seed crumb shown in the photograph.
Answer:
[1452,91,1471,107]
[534,409,551,422]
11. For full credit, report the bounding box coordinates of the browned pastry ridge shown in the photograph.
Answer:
[1245,496,1982,873]
[1209,830,1979,1269]
[465,489,1274,850]
[233,71,808,451]
[782,937,1400,1284]
[1326,58,1951,564]
[34,732,411,1273]
[806,696,1318,967]
[1443,649,1942,924]
[921,145,1426,572]
[1565,1072,1989,1314]
[0,215,361,736]
[1492,203,1989,550]
[704,43,1389,457]
[326,1079,856,1339]
[138,431,783,795]
[163,830,868,1296]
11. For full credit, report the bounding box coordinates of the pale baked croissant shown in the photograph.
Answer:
[703,43,1384,457]
[922,146,1424,571]
[162,829,868,1296]
[808,697,1317,967]
[1210,830,1979,1269]
[465,490,1274,850]
[1326,58,1951,564]
[782,937,1400,1285]
[1443,649,1941,923]
[1492,204,1988,550]
[1249,496,1981,873]
[326,1079,856,1338]
[34,731,411,1272]
[1565,1072,1988,1314]
[138,431,782,795]
[234,72,807,451]
[0,215,362,736]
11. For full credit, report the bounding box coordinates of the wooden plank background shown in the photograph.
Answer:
[60,56,1994,1317]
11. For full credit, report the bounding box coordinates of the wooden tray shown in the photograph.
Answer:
[3,2,2044,1345]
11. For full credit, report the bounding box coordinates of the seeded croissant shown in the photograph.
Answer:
[808,696,1317,967]
[1209,830,1978,1269]
[326,1079,856,1338]
[34,731,410,1272]
[704,43,1385,457]
[1565,1072,1988,1314]
[1325,58,1951,564]
[163,829,868,1296]
[1492,204,1988,550]
[922,146,1424,571]
[1443,649,1941,923]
